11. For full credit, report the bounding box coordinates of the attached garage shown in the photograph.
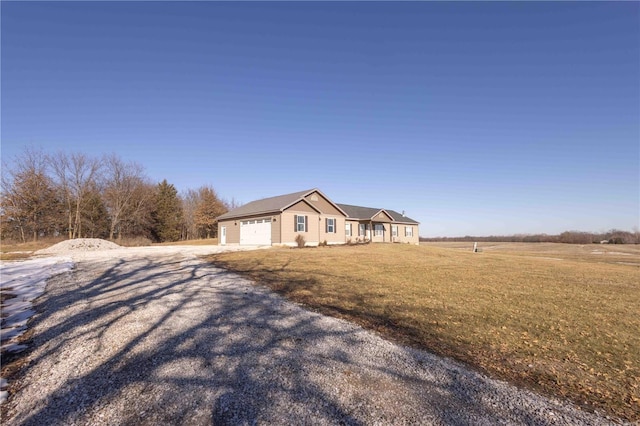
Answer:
[239,219,272,245]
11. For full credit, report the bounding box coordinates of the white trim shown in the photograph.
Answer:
[405,226,413,237]
[296,215,307,232]
[326,217,336,233]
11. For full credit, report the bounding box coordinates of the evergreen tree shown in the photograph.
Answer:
[152,179,183,242]
[81,187,109,238]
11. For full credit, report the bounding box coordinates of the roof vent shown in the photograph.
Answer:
[402,210,405,217]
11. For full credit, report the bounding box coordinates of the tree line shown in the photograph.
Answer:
[1,147,233,243]
[420,229,640,244]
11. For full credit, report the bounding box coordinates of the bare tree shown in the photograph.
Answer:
[102,154,150,241]
[119,181,155,239]
[224,197,241,211]
[81,182,109,238]
[181,188,199,240]
[1,148,60,242]
[50,152,102,239]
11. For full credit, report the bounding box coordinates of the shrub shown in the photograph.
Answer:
[295,234,306,248]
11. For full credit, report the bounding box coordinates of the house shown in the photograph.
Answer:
[337,204,420,244]
[216,188,420,246]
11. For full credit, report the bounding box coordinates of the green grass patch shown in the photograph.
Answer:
[208,243,640,421]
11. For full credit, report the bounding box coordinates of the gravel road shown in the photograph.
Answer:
[2,248,620,425]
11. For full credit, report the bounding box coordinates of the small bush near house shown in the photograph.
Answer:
[295,234,306,248]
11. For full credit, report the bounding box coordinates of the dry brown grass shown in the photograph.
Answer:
[209,243,640,421]
[152,238,218,246]
[0,238,63,261]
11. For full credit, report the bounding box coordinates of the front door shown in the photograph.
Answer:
[220,226,226,245]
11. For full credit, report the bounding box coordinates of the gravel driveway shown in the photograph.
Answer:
[2,248,618,425]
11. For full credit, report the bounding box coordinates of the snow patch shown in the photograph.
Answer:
[0,256,73,403]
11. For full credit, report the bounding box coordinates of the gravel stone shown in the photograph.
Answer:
[1,247,625,425]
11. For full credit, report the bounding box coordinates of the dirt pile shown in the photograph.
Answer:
[35,238,122,255]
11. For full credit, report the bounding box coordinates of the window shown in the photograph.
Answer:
[359,223,365,236]
[405,226,413,237]
[392,225,398,237]
[345,223,352,237]
[374,224,384,236]
[295,215,307,232]
[326,218,336,233]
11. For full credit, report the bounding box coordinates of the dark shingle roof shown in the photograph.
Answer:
[336,204,382,220]
[337,203,419,224]
[385,209,420,224]
[217,190,419,225]
[217,189,317,221]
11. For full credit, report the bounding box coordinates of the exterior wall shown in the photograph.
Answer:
[318,215,346,244]
[281,210,320,245]
[371,222,384,243]
[370,222,392,243]
[304,191,344,216]
[351,221,372,243]
[218,219,240,245]
[271,214,281,244]
[344,220,359,243]
[280,197,347,246]
[392,223,419,244]
[218,215,278,245]
[344,220,419,244]
[287,200,317,213]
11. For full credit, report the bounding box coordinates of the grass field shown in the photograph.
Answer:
[0,239,63,261]
[152,238,218,246]
[209,242,640,421]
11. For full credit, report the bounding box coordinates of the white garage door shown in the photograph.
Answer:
[240,219,272,245]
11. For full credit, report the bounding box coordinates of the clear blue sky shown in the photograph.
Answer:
[2,2,638,237]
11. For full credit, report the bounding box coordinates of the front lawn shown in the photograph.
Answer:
[208,243,640,421]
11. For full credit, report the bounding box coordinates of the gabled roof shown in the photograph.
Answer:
[217,189,316,221]
[337,203,420,224]
[217,188,347,221]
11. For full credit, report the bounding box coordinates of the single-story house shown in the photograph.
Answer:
[216,188,420,246]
